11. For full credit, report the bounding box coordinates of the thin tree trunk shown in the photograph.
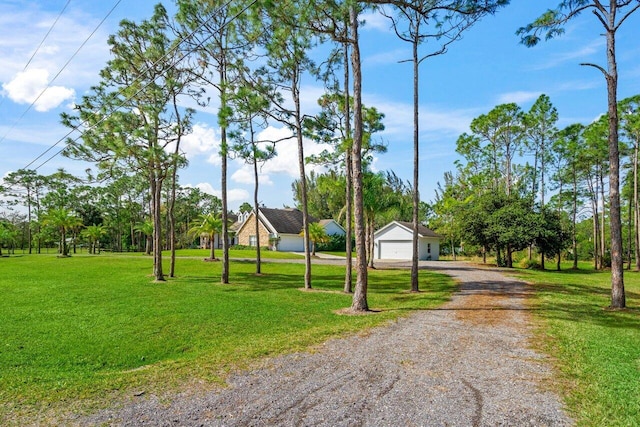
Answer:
[606,20,625,308]
[349,4,368,312]
[293,68,312,290]
[253,152,261,275]
[343,41,353,294]
[600,167,606,265]
[27,188,32,254]
[593,197,599,270]
[628,196,632,270]
[367,220,375,269]
[151,176,165,281]
[572,169,579,269]
[410,31,420,292]
[635,138,640,270]
[220,121,229,284]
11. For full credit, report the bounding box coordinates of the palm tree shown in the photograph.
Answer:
[82,224,107,254]
[134,220,154,255]
[303,222,329,256]
[42,208,80,257]
[189,213,222,261]
[0,221,17,257]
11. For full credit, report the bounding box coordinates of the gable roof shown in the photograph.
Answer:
[259,208,319,235]
[375,220,442,239]
[318,219,346,232]
[396,221,441,238]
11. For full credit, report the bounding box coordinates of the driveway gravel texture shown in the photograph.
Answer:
[79,261,573,426]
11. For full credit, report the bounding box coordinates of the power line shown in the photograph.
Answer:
[28,0,259,173]
[24,0,72,72]
[0,0,123,145]
[0,0,71,111]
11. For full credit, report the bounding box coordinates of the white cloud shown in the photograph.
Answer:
[228,125,332,186]
[530,38,605,70]
[364,48,412,67]
[496,91,542,105]
[361,10,393,33]
[194,182,250,204]
[555,79,601,92]
[258,126,332,177]
[180,123,220,160]
[364,95,477,138]
[2,68,75,111]
[0,4,111,96]
[231,167,273,186]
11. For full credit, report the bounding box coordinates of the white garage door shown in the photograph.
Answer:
[378,240,412,260]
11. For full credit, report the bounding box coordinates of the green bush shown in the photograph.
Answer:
[317,234,348,252]
[518,258,541,269]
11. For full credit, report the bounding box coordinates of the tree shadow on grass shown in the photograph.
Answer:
[531,280,640,331]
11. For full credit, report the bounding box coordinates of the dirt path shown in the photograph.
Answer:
[80,261,572,426]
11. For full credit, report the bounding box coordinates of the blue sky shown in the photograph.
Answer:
[1,1,640,212]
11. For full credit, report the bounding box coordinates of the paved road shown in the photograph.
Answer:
[81,261,573,426]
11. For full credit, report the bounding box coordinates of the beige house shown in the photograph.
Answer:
[236,207,323,251]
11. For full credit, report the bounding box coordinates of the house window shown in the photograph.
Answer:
[249,235,257,247]
[427,243,431,254]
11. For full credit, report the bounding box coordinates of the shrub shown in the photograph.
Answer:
[519,258,541,269]
[317,234,348,252]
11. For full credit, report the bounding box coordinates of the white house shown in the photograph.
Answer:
[236,208,345,252]
[318,219,346,237]
[373,221,441,261]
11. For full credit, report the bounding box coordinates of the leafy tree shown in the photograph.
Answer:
[534,206,571,270]
[523,94,558,206]
[82,224,107,254]
[0,169,45,253]
[229,84,275,275]
[582,115,610,270]
[42,208,81,257]
[0,221,18,257]
[238,202,253,214]
[551,123,586,270]
[134,220,154,256]
[379,0,508,291]
[305,91,385,293]
[619,95,640,270]
[303,222,329,256]
[432,172,468,260]
[62,4,196,281]
[518,0,640,308]
[175,0,251,284]
[462,103,525,195]
[487,194,537,268]
[189,213,223,260]
[254,0,323,289]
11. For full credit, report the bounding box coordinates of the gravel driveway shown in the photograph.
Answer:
[81,261,572,426]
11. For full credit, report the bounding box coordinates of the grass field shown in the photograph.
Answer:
[513,264,640,427]
[0,251,454,423]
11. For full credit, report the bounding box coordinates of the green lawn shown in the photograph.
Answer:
[0,252,454,423]
[514,264,640,427]
[113,247,306,259]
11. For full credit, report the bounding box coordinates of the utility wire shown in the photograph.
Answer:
[0,0,71,111]
[24,0,72,72]
[0,0,123,145]
[28,0,259,173]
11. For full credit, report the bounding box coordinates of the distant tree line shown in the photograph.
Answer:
[431,94,640,276]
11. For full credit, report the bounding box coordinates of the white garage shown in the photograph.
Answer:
[378,240,412,259]
[374,221,441,261]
